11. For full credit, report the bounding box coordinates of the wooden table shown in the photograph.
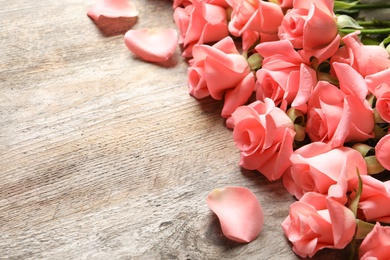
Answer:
[1,1,347,259]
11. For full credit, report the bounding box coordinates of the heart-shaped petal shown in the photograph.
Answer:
[206,186,264,243]
[87,0,139,36]
[124,28,178,63]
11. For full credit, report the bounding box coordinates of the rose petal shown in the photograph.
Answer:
[326,198,356,248]
[87,0,139,20]
[87,0,139,36]
[124,28,178,63]
[206,186,264,243]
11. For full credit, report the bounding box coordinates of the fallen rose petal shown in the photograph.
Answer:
[206,186,264,243]
[87,0,139,20]
[87,0,139,36]
[124,28,178,63]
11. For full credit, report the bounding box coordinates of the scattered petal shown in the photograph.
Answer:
[87,0,139,36]
[124,28,178,63]
[206,186,264,243]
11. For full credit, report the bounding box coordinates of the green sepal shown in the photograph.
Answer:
[349,169,362,217]
[365,156,385,175]
[247,53,263,71]
[337,14,363,29]
[355,219,375,239]
[352,143,373,157]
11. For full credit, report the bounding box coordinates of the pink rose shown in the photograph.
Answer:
[375,86,390,124]
[306,63,374,147]
[173,0,228,57]
[226,98,295,180]
[188,37,254,117]
[359,222,390,260]
[350,175,390,223]
[283,142,367,200]
[331,31,390,77]
[278,0,338,50]
[376,134,390,171]
[255,66,317,112]
[227,0,283,37]
[254,40,317,112]
[366,69,390,123]
[282,192,356,258]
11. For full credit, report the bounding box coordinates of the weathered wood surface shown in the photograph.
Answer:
[0,1,348,259]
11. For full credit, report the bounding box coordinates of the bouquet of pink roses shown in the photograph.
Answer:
[172,0,390,258]
[87,0,390,258]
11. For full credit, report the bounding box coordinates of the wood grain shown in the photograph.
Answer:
[0,1,348,259]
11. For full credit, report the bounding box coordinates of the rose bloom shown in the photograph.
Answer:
[254,40,317,112]
[283,142,367,200]
[331,31,390,77]
[173,0,229,57]
[226,98,295,181]
[366,68,390,123]
[255,64,317,112]
[227,0,283,37]
[359,222,390,260]
[278,0,338,50]
[306,63,374,147]
[282,192,356,258]
[188,36,254,117]
[376,134,390,171]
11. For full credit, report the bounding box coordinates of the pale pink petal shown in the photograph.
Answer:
[206,186,264,243]
[87,0,138,36]
[333,62,368,102]
[87,0,139,20]
[221,73,255,118]
[326,198,356,248]
[300,192,327,210]
[256,128,295,180]
[124,28,178,63]
[291,63,317,113]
